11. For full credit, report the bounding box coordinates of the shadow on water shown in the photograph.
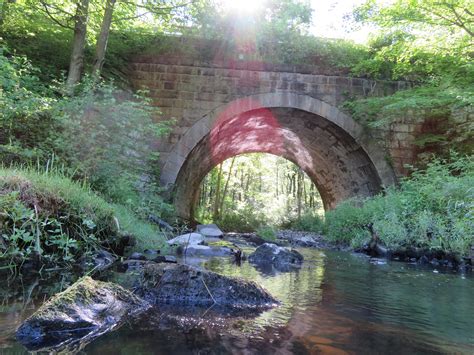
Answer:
[1,249,473,354]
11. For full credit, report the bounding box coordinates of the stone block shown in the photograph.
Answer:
[163,81,175,90]
[290,82,307,91]
[179,91,195,100]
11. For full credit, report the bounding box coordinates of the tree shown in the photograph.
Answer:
[0,0,15,28]
[92,0,116,81]
[66,0,89,92]
[354,0,473,38]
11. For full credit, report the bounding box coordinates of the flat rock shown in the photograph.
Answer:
[181,245,234,257]
[196,224,223,238]
[140,263,278,309]
[118,259,149,272]
[16,277,149,352]
[248,243,304,271]
[128,252,147,261]
[167,233,204,246]
[276,230,328,248]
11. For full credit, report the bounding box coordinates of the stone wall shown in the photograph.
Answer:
[126,54,426,218]
[128,55,411,173]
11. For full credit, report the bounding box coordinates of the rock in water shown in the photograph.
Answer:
[196,224,223,238]
[16,277,149,352]
[78,249,117,273]
[140,263,278,310]
[248,243,304,271]
[167,233,204,246]
[181,245,234,257]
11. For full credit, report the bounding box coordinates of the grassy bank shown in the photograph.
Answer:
[0,167,167,269]
[321,155,473,257]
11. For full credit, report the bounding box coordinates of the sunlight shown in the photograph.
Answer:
[219,0,265,14]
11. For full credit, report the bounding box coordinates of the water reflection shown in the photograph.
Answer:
[0,249,473,354]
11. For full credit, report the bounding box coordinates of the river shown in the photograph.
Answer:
[1,248,473,354]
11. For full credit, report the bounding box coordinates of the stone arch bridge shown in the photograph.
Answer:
[128,55,416,220]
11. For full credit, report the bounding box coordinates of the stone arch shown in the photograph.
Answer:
[161,93,396,220]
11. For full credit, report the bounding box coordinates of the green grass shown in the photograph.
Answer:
[112,204,168,252]
[0,167,167,266]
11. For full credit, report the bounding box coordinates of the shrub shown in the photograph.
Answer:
[285,212,325,233]
[324,154,474,255]
[256,226,277,242]
[0,49,174,221]
[214,207,267,233]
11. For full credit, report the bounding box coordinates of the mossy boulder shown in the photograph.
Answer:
[16,276,149,352]
[139,263,278,310]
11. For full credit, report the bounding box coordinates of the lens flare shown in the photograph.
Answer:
[219,0,264,14]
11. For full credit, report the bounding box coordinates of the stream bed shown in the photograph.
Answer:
[1,248,473,354]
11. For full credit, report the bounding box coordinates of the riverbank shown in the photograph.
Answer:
[0,167,167,273]
[226,229,473,273]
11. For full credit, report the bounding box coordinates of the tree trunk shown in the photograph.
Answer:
[212,163,223,220]
[297,171,302,219]
[92,0,116,82]
[66,0,89,94]
[219,157,236,215]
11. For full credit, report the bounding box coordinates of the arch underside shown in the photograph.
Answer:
[174,107,383,220]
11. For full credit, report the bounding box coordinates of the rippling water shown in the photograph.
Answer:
[1,249,473,354]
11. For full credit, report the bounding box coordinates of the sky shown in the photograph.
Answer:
[220,0,375,44]
[309,0,373,43]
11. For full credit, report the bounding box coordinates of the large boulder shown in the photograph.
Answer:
[196,224,223,238]
[139,263,278,310]
[167,233,204,246]
[16,277,149,352]
[248,243,304,271]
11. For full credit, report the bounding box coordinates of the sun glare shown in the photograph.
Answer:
[220,0,264,14]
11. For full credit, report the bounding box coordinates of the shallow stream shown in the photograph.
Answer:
[1,249,473,354]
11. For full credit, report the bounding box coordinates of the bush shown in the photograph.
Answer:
[214,207,267,233]
[52,79,174,218]
[324,154,474,255]
[285,212,325,233]
[0,49,174,221]
[256,226,277,242]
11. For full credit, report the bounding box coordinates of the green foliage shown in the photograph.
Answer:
[0,47,59,164]
[212,207,267,233]
[285,212,324,233]
[111,203,168,252]
[343,1,474,157]
[196,154,323,231]
[324,154,474,255]
[0,167,116,266]
[0,167,168,267]
[52,78,173,215]
[256,225,277,242]
[352,0,473,80]
[0,49,174,222]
